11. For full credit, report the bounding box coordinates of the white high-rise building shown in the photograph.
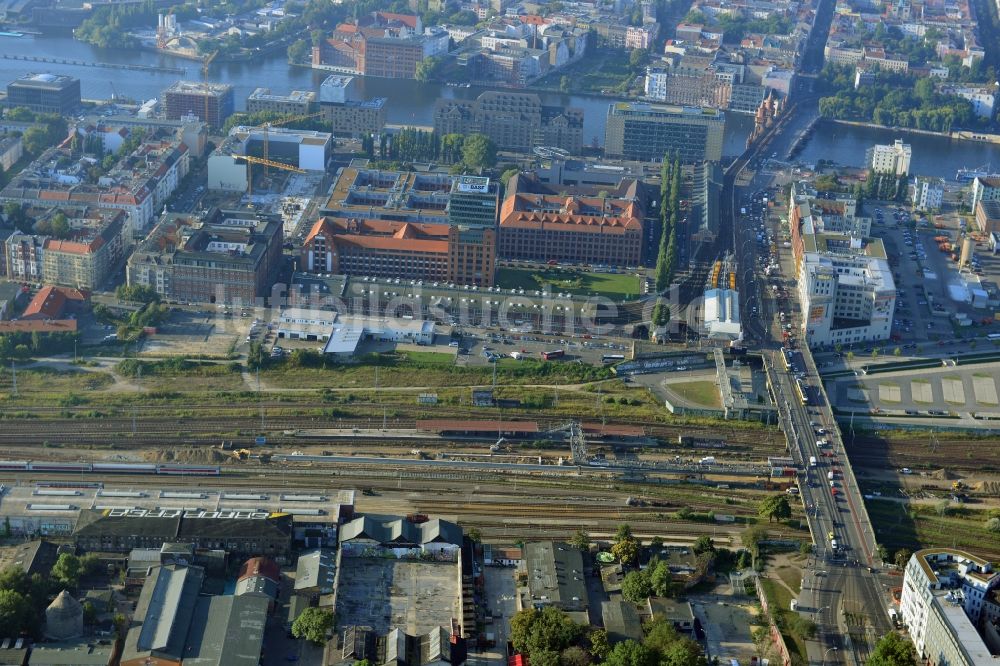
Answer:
[866,139,911,175]
[798,238,895,348]
[911,177,945,211]
[899,549,1000,666]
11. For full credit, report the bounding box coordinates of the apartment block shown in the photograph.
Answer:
[604,102,724,163]
[312,12,449,79]
[127,208,283,304]
[900,549,1000,666]
[911,177,945,211]
[319,76,386,136]
[34,208,126,290]
[970,176,1000,210]
[0,131,189,239]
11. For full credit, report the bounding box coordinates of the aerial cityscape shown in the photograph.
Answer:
[0,0,998,663]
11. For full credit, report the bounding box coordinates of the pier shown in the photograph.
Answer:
[0,53,185,75]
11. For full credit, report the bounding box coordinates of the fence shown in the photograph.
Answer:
[755,576,793,666]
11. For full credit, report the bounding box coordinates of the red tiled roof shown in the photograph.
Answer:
[238,557,280,583]
[20,286,89,321]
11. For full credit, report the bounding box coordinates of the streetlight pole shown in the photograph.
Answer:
[823,646,839,666]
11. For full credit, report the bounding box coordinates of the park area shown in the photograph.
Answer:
[496,267,643,300]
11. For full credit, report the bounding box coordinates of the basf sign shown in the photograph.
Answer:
[457,176,490,193]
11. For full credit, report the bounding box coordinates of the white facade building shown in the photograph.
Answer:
[275,307,435,356]
[911,177,945,211]
[866,139,911,176]
[798,240,895,348]
[899,549,1000,666]
[941,85,996,120]
[645,67,669,101]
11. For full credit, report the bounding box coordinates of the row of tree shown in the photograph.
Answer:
[864,173,908,202]
[0,330,78,360]
[361,129,497,170]
[0,554,104,638]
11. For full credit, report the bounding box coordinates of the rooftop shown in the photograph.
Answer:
[523,541,588,611]
[10,72,78,89]
[28,641,113,666]
[247,88,316,103]
[164,81,234,96]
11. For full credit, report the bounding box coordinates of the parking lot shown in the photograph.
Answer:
[333,557,461,636]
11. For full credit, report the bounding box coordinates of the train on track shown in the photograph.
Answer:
[0,461,221,475]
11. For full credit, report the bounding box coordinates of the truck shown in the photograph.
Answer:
[541,349,565,360]
[809,456,817,467]
[831,538,838,550]
[828,471,835,481]
[699,456,717,465]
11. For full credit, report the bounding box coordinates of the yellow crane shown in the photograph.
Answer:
[231,153,305,195]
[201,50,219,127]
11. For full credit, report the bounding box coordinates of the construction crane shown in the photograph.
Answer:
[231,154,305,195]
[201,50,218,128]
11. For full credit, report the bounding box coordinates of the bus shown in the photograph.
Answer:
[988,333,1000,341]
[541,349,565,360]
[602,354,625,364]
[796,379,810,405]
[781,348,793,370]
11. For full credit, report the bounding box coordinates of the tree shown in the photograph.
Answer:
[0,590,29,636]
[622,570,653,603]
[570,528,590,552]
[559,76,572,92]
[615,524,633,542]
[50,213,70,239]
[742,525,767,557]
[660,637,707,666]
[692,535,715,555]
[758,495,792,523]
[80,553,103,578]
[466,527,482,543]
[51,553,82,588]
[560,646,591,666]
[287,38,311,63]
[611,537,639,566]
[510,607,583,658]
[23,127,49,156]
[935,499,950,517]
[0,566,30,595]
[589,629,610,661]
[875,543,889,562]
[415,56,443,82]
[461,133,497,170]
[986,517,1000,533]
[649,559,674,597]
[629,48,648,69]
[867,633,916,666]
[292,607,334,645]
[605,640,655,666]
[532,650,561,666]
[894,548,912,568]
[82,601,98,625]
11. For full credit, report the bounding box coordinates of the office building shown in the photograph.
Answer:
[866,139,911,176]
[604,102,724,163]
[447,176,499,228]
[970,176,1000,210]
[911,177,945,211]
[312,12,449,79]
[900,549,1000,666]
[434,91,584,154]
[975,200,1000,234]
[798,237,895,348]
[0,135,23,171]
[162,81,235,129]
[126,209,283,304]
[246,88,316,116]
[318,75,387,137]
[6,73,80,115]
[301,217,496,286]
[499,173,645,267]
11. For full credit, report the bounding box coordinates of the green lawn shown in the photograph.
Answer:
[760,578,810,666]
[668,380,722,408]
[400,351,455,365]
[866,499,1000,560]
[496,267,642,300]
[534,48,635,94]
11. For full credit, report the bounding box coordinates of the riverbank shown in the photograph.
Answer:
[828,118,1000,145]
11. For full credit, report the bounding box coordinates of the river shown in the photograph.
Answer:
[2,33,1000,177]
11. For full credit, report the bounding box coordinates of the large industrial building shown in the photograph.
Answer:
[306,168,500,285]
[434,91,584,154]
[603,102,724,163]
[899,549,1000,666]
[126,208,283,304]
[207,126,333,191]
[301,216,496,286]
[499,173,646,267]
[519,541,589,616]
[162,80,235,129]
[276,307,436,356]
[6,73,81,115]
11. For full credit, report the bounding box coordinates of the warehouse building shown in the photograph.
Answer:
[519,541,588,616]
